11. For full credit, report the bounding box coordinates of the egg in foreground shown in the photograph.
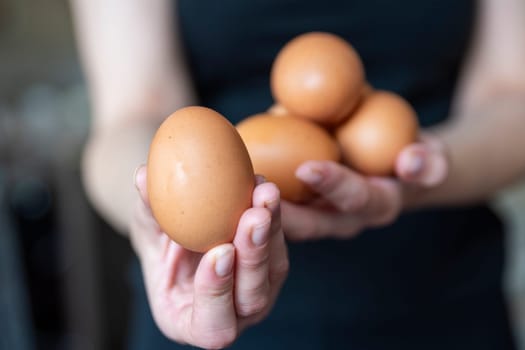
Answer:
[147,106,254,252]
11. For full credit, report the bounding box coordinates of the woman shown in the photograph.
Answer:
[71,0,525,348]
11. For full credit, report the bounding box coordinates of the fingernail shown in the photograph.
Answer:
[295,163,323,184]
[251,221,270,247]
[407,153,424,175]
[263,198,278,210]
[214,246,234,277]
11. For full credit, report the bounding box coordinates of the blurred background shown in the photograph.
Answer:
[0,1,133,349]
[0,1,524,349]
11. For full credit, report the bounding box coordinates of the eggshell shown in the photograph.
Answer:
[271,32,365,126]
[335,91,419,176]
[147,106,254,252]
[236,113,340,202]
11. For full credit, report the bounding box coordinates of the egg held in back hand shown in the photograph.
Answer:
[335,90,419,176]
[271,32,365,126]
[147,106,255,253]
[236,113,340,203]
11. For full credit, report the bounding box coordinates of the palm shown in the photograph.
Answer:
[144,239,203,335]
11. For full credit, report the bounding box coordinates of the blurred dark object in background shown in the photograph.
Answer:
[0,170,36,350]
[6,169,64,349]
[0,0,134,349]
[1,90,134,350]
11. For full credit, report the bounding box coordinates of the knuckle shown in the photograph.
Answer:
[205,279,234,299]
[237,294,269,317]
[338,195,362,212]
[341,184,369,213]
[316,177,336,193]
[352,186,370,209]
[239,251,270,272]
[318,173,344,196]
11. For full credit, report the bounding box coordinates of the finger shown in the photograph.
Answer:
[241,226,289,329]
[233,208,272,317]
[295,161,369,212]
[191,244,238,349]
[130,164,176,262]
[134,164,150,207]
[281,201,363,241]
[160,240,201,287]
[251,182,288,277]
[252,182,281,233]
[281,178,401,240]
[291,162,401,239]
[129,195,167,261]
[253,181,280,209]
[396,141,448,187]
[267,213,288,289]
[363,177,403,226]
[132,164,196,268]
[251,182,288,284]
[242,185,289,328]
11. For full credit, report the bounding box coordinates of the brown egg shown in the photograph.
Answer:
[236,113,340,202]
[335,91,419,176]
[271,32,365,126]
[147,106,254,252]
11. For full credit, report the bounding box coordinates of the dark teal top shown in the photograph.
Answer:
[128,1,516,349]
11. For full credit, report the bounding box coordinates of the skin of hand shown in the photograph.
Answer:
[282,133,448,241]
[131,167,289,349]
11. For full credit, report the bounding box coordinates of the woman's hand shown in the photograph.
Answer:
[131,167,289,349]
[282,133,449,241]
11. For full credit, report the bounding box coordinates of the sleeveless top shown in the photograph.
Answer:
[127,1,516,349]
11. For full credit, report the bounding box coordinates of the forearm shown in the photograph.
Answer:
[82,122,157,234]
[405,92,525,209]
[71,0,197,233]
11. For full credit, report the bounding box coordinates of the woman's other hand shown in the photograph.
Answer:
[282,132,449,241]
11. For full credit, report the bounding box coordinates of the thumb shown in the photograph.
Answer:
[396,142,448,187]
[191,244,238,348]
[134,164,150,207]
